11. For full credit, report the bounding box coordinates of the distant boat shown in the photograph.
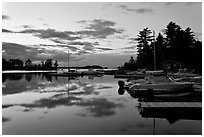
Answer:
[81,68,97,75]
[114,69,164,79]
[49,69,82,77]
[47,51,82,77]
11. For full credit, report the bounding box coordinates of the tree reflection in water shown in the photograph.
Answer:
[120,88,202,125]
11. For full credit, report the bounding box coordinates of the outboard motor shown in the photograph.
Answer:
[118,80,126,95]
[118,80,125,89]
[118,88,125,95]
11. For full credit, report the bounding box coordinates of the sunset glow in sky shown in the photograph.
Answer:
[2,2,202,68]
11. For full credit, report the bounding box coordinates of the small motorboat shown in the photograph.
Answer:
[129,81,193,92]
[118,76,194,98]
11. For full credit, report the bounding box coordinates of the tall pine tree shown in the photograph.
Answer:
[136,28,154,70]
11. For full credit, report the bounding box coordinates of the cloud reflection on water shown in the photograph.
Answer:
[3,74,123,118]
[77,98,124,117]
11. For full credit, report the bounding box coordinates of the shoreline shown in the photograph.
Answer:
[2,70,56,73]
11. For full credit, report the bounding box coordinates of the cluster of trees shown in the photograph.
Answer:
[123,21,202,74]
[2,58,58,70]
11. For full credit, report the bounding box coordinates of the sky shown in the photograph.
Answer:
[2,2,202,68]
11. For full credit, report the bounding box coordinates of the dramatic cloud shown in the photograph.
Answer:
[83,45,95,51]
[37,44,79,52]
[68,41,99,46]
[76,50,91,56]
[76,20,87,24]
[77,19,124,39]
[122,45,137,50]
[67,41,101,53]
[3,42,53,61]
[18,28,81,41]
[96,47,113,51]
[119,5,153,14]
[2,42,38,60]
[13,23,120,53]
[85,19,116,29]
[22,25,34,29]
[2,42,92,63]
[50,39,66,44]
[67,45,79,51]
[2,15,10,20]
[2,29,13,33]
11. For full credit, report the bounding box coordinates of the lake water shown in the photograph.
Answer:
[2,72,202,135]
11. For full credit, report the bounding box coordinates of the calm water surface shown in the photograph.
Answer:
[2,73,202,135]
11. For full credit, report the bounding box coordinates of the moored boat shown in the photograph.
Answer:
[118,76,194,98]
[129,81,193,92]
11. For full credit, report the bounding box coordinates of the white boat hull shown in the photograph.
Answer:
[129,82,193,92]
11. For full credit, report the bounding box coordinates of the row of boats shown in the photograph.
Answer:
[116,69,202,130]
[117,69,202,99]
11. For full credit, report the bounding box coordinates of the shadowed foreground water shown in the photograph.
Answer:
[2,73,202,135]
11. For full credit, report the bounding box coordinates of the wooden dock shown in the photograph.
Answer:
[139,102,202,121]
[139,102,202,108]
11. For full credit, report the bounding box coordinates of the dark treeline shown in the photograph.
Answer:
[59,65,107,69]
[2,58,58,71]
[2,57,108,71]
[83,65,108,69]
[122,21,202,74]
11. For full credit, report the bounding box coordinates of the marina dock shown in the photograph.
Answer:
[139,102,202,108]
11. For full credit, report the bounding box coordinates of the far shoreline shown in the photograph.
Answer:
[2,70,56,73]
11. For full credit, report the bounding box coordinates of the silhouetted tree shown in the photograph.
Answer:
[41,61,45,70]
[2,58,9,70]
[164,21,200,70]
[44,59,53,70]
[122,21,202,73]
[136,28,154,70]
[154,33,166,69]
[191,40,202,74]
[25,58,32,70]
[54,60,58,69]
[123,56,137,70]
[8,59,24,70]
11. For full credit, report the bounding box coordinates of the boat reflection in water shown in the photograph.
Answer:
[137,95,201,134]
[118,82,202,134]
[120,88,202,124]
[2,72,202,135]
